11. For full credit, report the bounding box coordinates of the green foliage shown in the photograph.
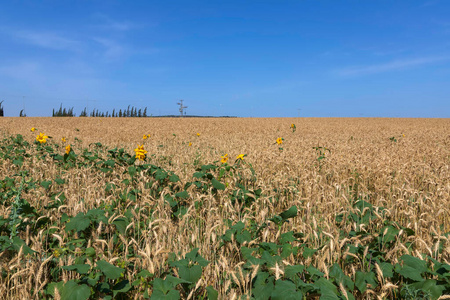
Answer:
[0,133,448,299]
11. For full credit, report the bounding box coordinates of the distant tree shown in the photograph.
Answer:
[20,109,26,117]
[143,107,147,117]
[112,109,115,118]
[119,109,122,117]
[0,100,4,117]
[80,107,87,117]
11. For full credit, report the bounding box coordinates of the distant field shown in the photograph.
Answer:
[0,117,449,299]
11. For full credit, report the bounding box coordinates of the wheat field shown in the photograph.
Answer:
[0,117,449,299]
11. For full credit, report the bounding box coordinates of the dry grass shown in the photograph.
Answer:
[0,117,449,299]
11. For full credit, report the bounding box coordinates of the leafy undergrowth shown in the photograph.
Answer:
[0,134,449,299]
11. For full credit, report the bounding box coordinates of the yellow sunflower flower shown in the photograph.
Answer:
[221,154,228,164]
[143,135,148,139]
[196,133,200,137]
[36,132,49,144]
[65,144,71,155]
[236,154,245,160]
[31,127,36,132]
[134,145,148,161]
[188,142,192,147]
[61,137,66,143]
[276,137,283,145]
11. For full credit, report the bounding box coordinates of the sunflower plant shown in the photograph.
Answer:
[134,145,147,161]
[36,133,49,144]
[290,123,296,133]
[276,137,284,151]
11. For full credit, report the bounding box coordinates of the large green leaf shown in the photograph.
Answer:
[252,272,274,300]
[271,280,303,300]
[178,265,202,283]
[206,286,218,300]
[400,255,428,273]
[112,217,129,235]
[65,212,91,232]
[113,280,131,297]
[151,278,181,300]
[408,279,445,300]
[355,271,377,293]
[62,264,91,274]
[211,178,225,190]
[279,206,298,220]
[45,281,64,297]
[284,265,305,280]
[60,280,90,300]
[175,191,189,199]
[96,260,125,280]
[315,277,338,300]
[395,264,424,281]
[329,264,354,291]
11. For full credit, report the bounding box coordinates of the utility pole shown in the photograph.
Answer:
[177,100,187,117]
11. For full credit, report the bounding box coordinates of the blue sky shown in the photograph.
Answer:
[0,1,449,117]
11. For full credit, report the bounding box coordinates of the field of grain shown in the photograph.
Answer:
[0,117,449,299]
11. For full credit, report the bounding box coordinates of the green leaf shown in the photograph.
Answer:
[11,237,35,255]
[355,271,377,293]
[41,180,52,189]
[55,177,65,185]
[138,269,153,278]
[279,206,297,220]
[408,279,445,300]
[62,264,91,274]
[65,212,91,232]
[284,265,305,280]
[128,166,137,177]
[45,281,64,297]
[96,260,125,280]
[206,286,218,300]
[151,278,181,300]
[169,174,180,183]
[329,264,354,291]
[211,178,225,190]
[315,277,339,300]
[104,159,115,167]
[306,266,324,279]
[252,272,274,300]
[400,255,428,273]
[271,280,303,300]
[59,280,90,300]
[193,172,204,178]
[178,265,202,283]
[379,262,394,278]
[395,264,424,281]
[175,191,189,199]
[112,217,129,235]
[113,280,131,296]
[382,226,400,244]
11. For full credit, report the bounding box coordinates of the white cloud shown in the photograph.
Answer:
[92,38,127,61]
[10,30,81,51]
[336,56,449,77]
[92,14,139,32]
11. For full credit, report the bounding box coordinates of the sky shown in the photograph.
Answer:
[0,0,449,117]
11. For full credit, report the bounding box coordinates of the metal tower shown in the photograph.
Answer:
[177,100,187,117]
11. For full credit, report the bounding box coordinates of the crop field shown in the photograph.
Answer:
[0,117,449,299]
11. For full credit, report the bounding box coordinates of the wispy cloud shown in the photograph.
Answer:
[92,38,127,61]
[92,14,139,32]
[9,30,81,51]
[336,56,449,77]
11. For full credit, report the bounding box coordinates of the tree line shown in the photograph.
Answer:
[53,104,149,117]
